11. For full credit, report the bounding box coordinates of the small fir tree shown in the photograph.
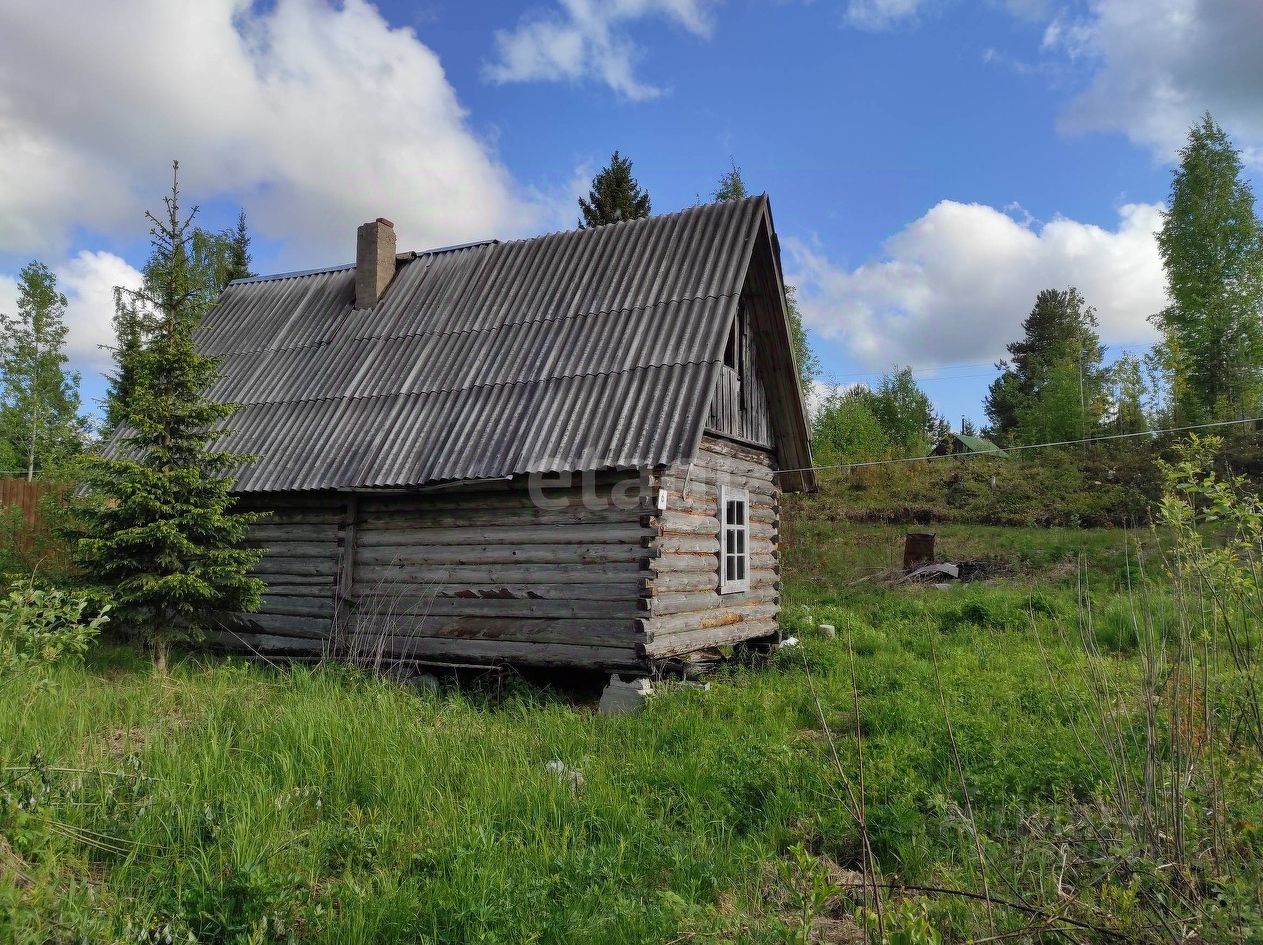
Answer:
[71,163,265,672]
[578,151,651,228]
[0,261,88,478]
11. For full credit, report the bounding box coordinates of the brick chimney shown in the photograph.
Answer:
[355,217,397,308]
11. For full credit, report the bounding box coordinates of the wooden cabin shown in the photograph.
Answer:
[198,196,816,676]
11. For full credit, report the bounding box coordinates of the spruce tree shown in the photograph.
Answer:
[1154,113,1263,421]
[71,163,264,672]
[578,151,651,228]
[0,261,87,478]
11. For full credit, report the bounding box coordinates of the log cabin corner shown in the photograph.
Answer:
[197,195,816,677]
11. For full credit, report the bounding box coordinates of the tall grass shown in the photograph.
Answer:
[1,439,1261,942]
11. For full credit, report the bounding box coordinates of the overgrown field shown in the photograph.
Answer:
[4,474,1263,941]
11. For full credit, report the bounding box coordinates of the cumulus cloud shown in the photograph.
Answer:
[58,252,144,372]
[0,0,539,264]
[1046,0,1263,164]
[785,200,1166,368]
[484,0,721,100]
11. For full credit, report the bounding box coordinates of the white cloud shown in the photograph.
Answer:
[1044,0,1263,163]
[0,0,540,265]
[484,0,721,100]
[58,252,144,372]
[844,0,927,30]
[845,0,1048,31]
[786,200,1166,368]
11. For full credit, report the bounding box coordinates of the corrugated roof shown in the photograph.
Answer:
[940,434,1009,457]
[187,195,806,492]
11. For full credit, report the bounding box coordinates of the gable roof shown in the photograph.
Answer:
[196,195,814,493]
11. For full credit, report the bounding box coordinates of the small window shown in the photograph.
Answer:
[718,484,750,594]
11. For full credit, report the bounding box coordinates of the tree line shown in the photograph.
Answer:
[811,113,1263,465]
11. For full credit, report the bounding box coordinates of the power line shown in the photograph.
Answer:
[775,415,1263,478]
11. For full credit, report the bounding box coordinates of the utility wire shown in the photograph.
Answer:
[775,415,1263,478]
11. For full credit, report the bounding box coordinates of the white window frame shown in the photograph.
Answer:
[718,484,751,594]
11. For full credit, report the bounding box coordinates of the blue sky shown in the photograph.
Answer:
[1,0,1261,430]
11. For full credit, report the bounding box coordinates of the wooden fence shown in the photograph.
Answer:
[0,478,64,554]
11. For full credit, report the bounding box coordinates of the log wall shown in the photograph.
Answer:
[216,473,652,670]
[642,435,782,660]
[207,493,345,657]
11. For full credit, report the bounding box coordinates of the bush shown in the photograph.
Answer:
[0,582,108,676]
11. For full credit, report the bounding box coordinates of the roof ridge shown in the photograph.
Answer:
[225,198,767,288]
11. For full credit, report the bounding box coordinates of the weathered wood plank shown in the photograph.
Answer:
[349,595,641,620]
[644,618,779,659]
[351,614,643,647]
[344,635,643,669]
[353,563,644,584]
[206,629,327,656]
[358,507,643,530]
[649,586,778,616]
[226,612,333,639]
[649,602,779,637]
[355,525,648,547]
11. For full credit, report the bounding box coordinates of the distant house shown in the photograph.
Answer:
[930,433,1009,458]
[190,196,815,677]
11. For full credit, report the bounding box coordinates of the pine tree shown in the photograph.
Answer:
[71,163,265,672]
[1153,113,1263,421]
[0,261,87,478]
[578,151,651,228]
[985,288,1108,444]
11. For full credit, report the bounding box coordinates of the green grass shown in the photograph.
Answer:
[2,510,1260,942]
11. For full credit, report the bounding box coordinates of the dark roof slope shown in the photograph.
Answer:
[195,195,813,492]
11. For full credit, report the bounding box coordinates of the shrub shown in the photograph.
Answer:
[0,581,108,677]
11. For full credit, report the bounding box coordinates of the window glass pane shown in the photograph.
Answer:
[736,530,746,555]
[737,556,746,580]
[725,500,735,524]
[736,501,745,525]
[726,555,736,581]
[726,530,736,554]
